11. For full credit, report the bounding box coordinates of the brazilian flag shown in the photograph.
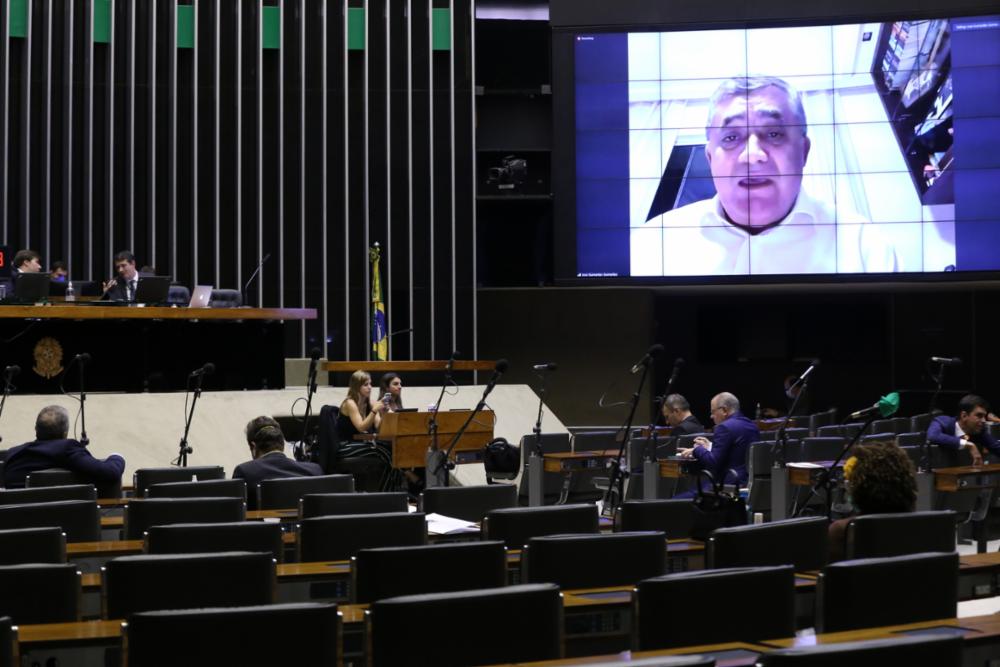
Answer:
[370,244,388,361]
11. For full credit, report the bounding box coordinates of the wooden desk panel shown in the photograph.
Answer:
[0,304,315,321]
[379,410,494,468]
[325,360,495,372]
[934,463,1000,492]
[542,449,619,474]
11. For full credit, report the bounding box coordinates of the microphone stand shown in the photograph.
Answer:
[603,360,653,518]
[793,411,880,519]
[531,372,550,458]
[426,361,454,484]
[0,370,14,443]
[771,375,810,467]
[441,374,502,487]
[241,253,271,308]
[78,360,90,447]
[297,357,319,461]
[922,361,949,473]
[176,372,207,467]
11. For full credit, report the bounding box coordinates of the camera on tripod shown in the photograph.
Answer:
[487,155,528,190]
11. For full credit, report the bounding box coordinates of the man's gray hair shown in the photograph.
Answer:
[706,75,808,137]
[713,392,741,414]
[36,405,70,441]
[664,393,690,412]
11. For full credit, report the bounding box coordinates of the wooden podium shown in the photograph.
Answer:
[377,410,495,468]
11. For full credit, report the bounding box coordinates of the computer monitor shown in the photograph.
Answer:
[134,276,172,304]
[14,272,52,303]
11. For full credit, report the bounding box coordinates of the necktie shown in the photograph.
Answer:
[129,280,136,301]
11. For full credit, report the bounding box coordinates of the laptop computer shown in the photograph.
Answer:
[14,272,52,303]
[189,285,213,308]
[133,276,172,305]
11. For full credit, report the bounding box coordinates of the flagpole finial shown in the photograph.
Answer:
[369,243,381,263]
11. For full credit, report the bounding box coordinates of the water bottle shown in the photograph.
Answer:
[65,281,76,302]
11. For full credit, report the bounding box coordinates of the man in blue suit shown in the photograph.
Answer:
[233,416,323,510]
[927,394,999,466]
[2,405,125,487]
[679,392,760,486]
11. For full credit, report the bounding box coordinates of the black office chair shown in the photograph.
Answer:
[367,583,563,666]
[634,565,795,650]
[910,412,936,434]
[133,466,225,497]
[298,511,427,562]
[0,484,96,505]
[521,532,666,589]
[845,511,957,559]
[25,468,121,499]
[145,478,247,501]
[208,288,242,308]
[790,437,847,462]
[125,602,341,667]
[618,499,696,539]
[145,522,285,561]
[0,615,12,667]
[300,491,409,518]
[816,552,958,633]
[482,504,599,549]
[896,431,927,448]
[572,430,619,451]
[869,418,896,435]
[166,284,190,305]
[746,442,784,517]
[860,431,896,445]
[0,563,81,623]
[0,526,66,564]
[103,551,276,618]
[257,474,355,510]
[706,516,828,571]
[122,497,246,540]
[756,634,962,666]
[352,541,507,603]
[420,484,517,522]
[0,499,100,542]
[517,432,572,504]
[807,408,837,434]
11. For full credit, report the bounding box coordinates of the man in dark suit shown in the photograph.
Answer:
[679,392,760,487]
[233,416,323,510]
[101,250,141,302]
[2,405,125,488]
[927,394,1000,466]
[12,249,42,274]
[662,393,705,437]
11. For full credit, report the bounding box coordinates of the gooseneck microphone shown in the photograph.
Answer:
[789,358,820,390]
[3,365,19,379]
[242,252,272,308]
[930,356,962,366]
[630,344,664,374]
[848,392,901,420]
[189,362,215,378]
[532,362,557,372]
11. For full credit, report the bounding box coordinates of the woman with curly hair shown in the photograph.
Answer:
[828,442,917,561]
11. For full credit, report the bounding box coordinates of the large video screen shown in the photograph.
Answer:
[572,16,1000,278]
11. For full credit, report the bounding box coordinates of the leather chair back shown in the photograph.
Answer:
[618,499,695,539]
[145,521,284,562]
[0,499,100,542]
[0,615,12,667]
[0,526,66,565]
[757,634,962,666]
[634,565,795,650]
[0,563,80,623]
[123,497,246,540]
[482,504,599,549]
[517,433,572,501]
[846,511,957,559]
[0,484,96,505]
[817,552,958,633]
[420,484,517,523]
[257,474,354,510]
[25,468,121,499]
[352,541,506,603]
[522,531,666,589]
[297,511,426,562]
[103,551,276,618]
[707,516,828,572]
[133,466,225,498]
[300,491,408,518]
[368,584,562,666]
[125,603,341,667]
[146,478,248,501]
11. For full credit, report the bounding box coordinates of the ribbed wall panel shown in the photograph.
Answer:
[0,0,475,362]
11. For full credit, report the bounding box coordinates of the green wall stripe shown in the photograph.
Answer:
[347,7,365,51]
[432,8,450,51]
[262,5,280,50]
[177,4,195,49]
[9,0,28,38]
[93,0,111,44]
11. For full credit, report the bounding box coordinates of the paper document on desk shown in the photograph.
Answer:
[425,513,480,535]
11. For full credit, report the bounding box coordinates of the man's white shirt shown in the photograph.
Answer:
[630,189,898,276]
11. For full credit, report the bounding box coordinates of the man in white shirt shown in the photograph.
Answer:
[631,76,897,276]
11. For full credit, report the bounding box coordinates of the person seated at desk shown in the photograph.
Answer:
[2,405,125,488]
[927,394,1000,467]
[332,371,394,492]
[828,442,916,561]
[677,392,759,491]
[101,250,142,302]
[338,371,387,439]
[663,393,704,437]
[378,372,404,412]
[49,261,68,282]
[233,416,322,510]
[12,249,42,274]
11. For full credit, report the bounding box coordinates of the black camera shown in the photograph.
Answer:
[487,155,528,189]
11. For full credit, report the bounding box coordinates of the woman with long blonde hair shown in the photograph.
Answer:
[337,370,386,440]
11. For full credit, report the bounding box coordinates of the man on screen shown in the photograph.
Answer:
[632,76,897,276]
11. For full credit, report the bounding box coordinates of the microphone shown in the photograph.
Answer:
[849,392,901,420]
[667,357,685,384]
[446,350,460,375]
[532,362,557,372]
[789,358,820,390]
[3,364,19,378]
[630,344,664,374]
[309,347,322,362]
[930,356,962,366]
[74,353,91,364]
[242,252,272,307]
[486,358,508,389]
[189,362,216,378]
